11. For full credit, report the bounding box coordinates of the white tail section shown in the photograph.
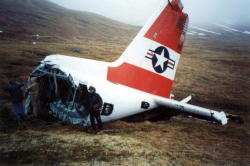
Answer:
[107,0,189,98]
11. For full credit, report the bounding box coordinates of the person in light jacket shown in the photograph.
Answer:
[28,77,40,118]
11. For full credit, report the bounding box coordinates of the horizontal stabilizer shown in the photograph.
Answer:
[155,97,228,125]
[213,111,227,125]
[180,94,194,103]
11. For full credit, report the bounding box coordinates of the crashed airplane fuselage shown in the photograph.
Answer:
[24,0,228,126]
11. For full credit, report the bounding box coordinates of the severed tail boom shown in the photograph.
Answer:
[155,97,228,125]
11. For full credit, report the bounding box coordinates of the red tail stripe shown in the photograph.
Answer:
[147,52,154,57]
[168,62,174,66]
[107,63,172,98]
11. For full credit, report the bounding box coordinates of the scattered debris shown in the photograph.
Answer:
[72,48,83,52]
[226,114,244,124]
[28,41,37,45]
[65,47,84,53]
[88,52,93,56]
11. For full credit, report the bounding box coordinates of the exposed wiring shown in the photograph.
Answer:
[48,76,62,101]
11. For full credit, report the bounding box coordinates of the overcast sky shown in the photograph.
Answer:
[49,0,250,26]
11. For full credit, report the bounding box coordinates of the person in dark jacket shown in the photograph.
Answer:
[87,86,103,134]
[4,79,24,120]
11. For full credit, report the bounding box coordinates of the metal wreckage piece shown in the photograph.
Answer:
[24,63,91,126]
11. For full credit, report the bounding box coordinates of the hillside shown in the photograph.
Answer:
[0,0,140,39]
[0,0,140,100]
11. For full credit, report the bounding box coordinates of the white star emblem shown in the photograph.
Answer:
[154,49,168,71]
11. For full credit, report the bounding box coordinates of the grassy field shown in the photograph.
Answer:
[0,31,249,165]
[1,0,250,165]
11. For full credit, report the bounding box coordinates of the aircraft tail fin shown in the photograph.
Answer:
[107,0,189,98]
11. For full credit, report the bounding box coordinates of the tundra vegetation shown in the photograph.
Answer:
[0,0,249,165]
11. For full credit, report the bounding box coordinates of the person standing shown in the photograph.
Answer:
[27,77,40,118]
[87,86,103,134]
[4,79,24,120]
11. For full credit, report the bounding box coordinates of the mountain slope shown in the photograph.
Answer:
[0,0,140,39]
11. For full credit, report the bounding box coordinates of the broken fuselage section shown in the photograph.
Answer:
[24,63,112,126]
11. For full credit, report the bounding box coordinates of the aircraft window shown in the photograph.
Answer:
[101,103,114,116]
[141,101,150,109]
